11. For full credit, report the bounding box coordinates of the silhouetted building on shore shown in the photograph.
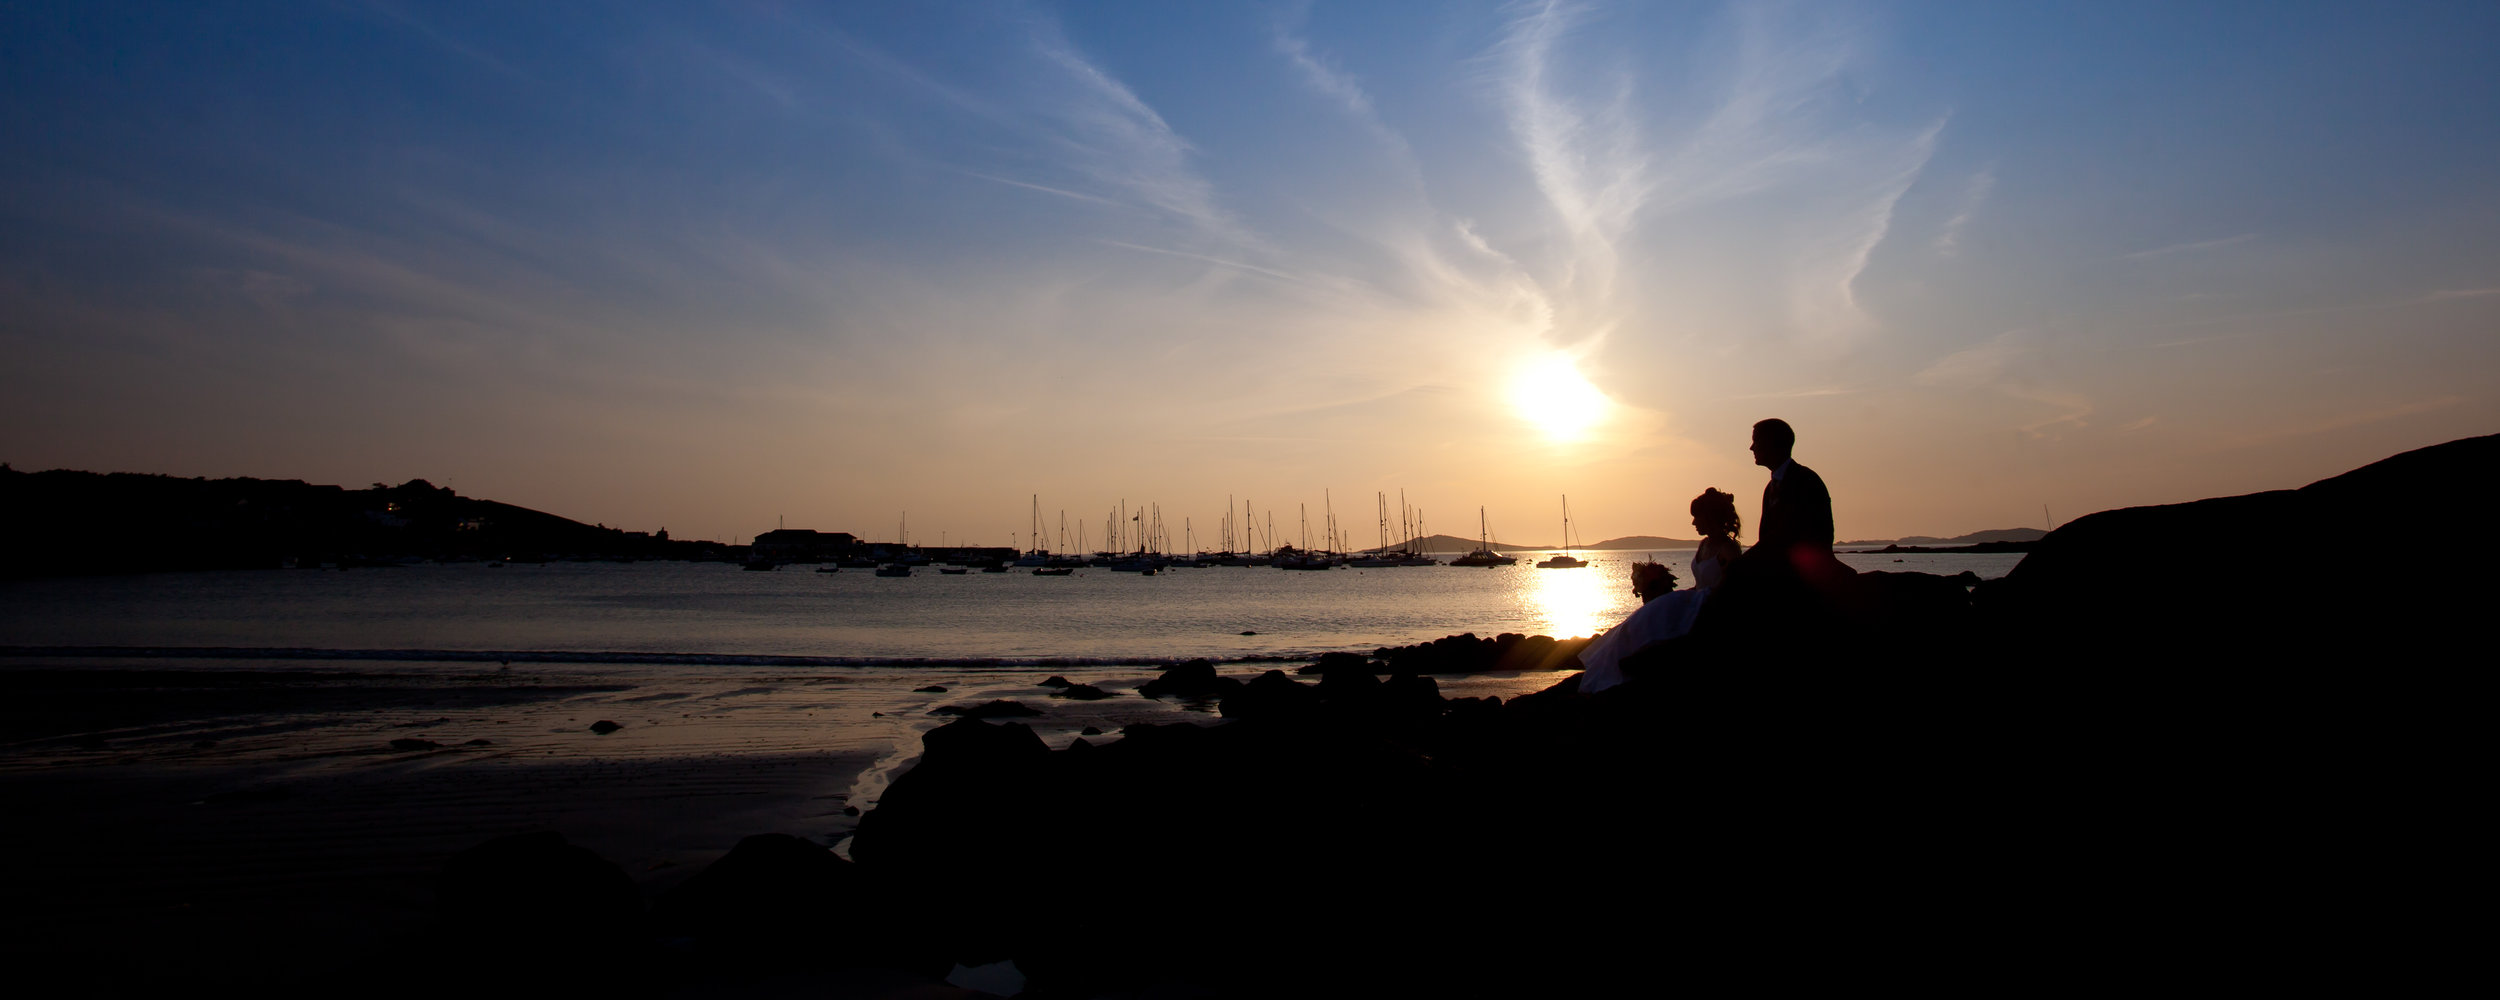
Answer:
[749,529,860,563]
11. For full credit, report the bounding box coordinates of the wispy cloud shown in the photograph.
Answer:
[1025,19,1245,243]
[1803,117,1943,345]
[1914,330,2093,434]
[2212,395,2467,450]
[1934,166,1995,257]
[1272,9,1379,126]
[952,169,1124,207]
[1493,0,1650,310]
[2122,233,2256,261]
[1099,241,1300,283]
[352,0,533,81]
[1477,1,1943,356]
[1729,385,1867,400]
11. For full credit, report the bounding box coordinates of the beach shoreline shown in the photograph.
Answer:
[0,651,1577,992]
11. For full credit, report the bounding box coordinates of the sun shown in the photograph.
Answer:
[1509,353,1610,440]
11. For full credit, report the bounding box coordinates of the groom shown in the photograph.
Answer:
[1747,417,1833,564]
[1689,418,1851,646]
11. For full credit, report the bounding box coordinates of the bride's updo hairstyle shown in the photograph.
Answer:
[1691,488,1739,540]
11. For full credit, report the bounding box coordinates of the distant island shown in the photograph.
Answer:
[0,467,736,577]
[1845,527,2050,547]
[1,463,2056,577]
[1836,527,2048,552]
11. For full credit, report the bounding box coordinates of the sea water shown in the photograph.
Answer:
[0,551,2023,665]
[0,550,2027,854]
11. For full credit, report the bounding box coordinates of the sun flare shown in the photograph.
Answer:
[1509,354,1610,440]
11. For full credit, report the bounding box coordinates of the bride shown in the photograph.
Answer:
[1577,489,1744,694]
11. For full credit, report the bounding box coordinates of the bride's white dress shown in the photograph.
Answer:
[1577,550,1727,694]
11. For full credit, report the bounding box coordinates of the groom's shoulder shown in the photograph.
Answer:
[1790,461,1830,491]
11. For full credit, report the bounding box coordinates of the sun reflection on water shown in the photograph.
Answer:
[1518,560,1626,640]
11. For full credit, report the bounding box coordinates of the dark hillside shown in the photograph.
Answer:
[0,468,725,577]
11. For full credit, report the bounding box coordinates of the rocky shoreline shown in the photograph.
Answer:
[12,436,2491,995]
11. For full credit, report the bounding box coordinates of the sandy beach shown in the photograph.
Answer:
[0,654,1573,993]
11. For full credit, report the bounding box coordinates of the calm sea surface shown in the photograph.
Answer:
[1,551,2021,665]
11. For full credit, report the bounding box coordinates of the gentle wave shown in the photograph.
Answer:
[0,645,1323,669]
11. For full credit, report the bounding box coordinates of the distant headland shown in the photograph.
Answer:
[0,468,734,577]
[1,463,2052,578]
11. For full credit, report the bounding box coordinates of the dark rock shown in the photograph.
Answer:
[914,685,948,693]
[1315,666,1383,716]
[657,833,921,973]
[1374,632,1509,674]
[1080,726,1104,736]
[1038,675,1073,688]
[432,831,644,978]
[462,738,494,746]
[851,717,1052,892]
[1139,660,1241,700]
[1379,673,1445,722]
[201,787,294,805]
[390,737,443,751]
[1052,683,1113,700]
[1219,670,1322,723]
[1982,432,2500,661]
[588,720,623,734]
[923,716,1048,766]
[1490,634,1583,672]
[843,805,860,816]
[930,700,1043,719]
[1239,630,1258,635]
[1296,650,1373,676]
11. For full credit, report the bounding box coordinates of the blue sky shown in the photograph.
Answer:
[5,1,2495,545]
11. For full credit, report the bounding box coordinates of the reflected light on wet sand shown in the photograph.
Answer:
[1518,562,1621,640]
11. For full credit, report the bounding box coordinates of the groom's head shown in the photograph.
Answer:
[1750,418,1796,469]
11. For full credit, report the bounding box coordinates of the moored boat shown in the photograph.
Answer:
[1451,507,1519,566]
[1536,496,1588,569]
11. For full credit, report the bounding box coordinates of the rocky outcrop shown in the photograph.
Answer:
[655,833,941,977]
[1978,432,2499,660]
[1138,659,1240,700]
[428,832,646,987]
[1371,631,1591,674]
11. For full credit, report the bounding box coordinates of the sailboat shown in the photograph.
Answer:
[1346,492,1402,567]
[1536,496,1588,569]
[1016,495,1052,567]
[1450,506,1518,567]
[1394,496,1438,565]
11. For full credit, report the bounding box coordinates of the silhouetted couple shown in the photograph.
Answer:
[1579,418,1847,692]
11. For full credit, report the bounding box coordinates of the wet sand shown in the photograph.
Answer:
[0,656,1577,990]
[0,661,894,987]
